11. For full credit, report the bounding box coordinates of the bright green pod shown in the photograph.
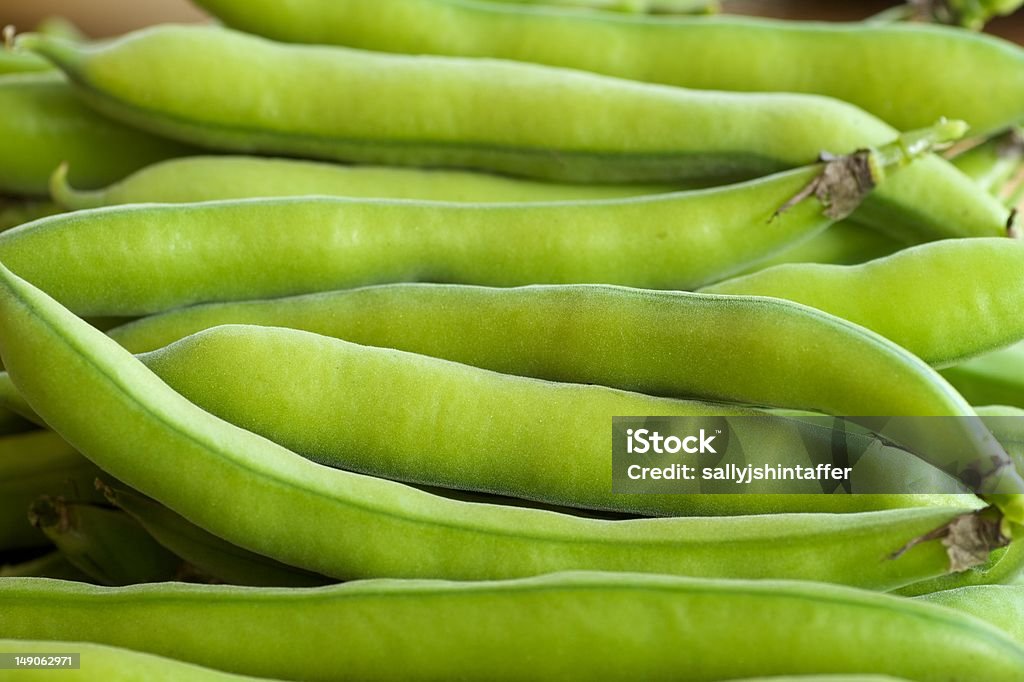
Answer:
[27,497,186,586]
[17,24,1010,241]
[0,178,883,315]
[0,430,104,551]
[703,239,1024,367]
[942,342,1024,410]
[90,282,1024,508]
[2,574,1024,680]
[103,485,333,587]
[50,156,677,209]
[917,584,1024,646]
[0,73,193,197]
[0,262,1004,585]
[0,353,981,517]
[139,324,972,516]
[0,120,969,316]
[189,0,1024,136]
[0,639,283,682]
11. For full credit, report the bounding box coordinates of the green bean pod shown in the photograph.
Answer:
[0,639,283,681]
[17,24,1009,241]
[2,573,1024,680]
[0,348,980,517]
[188,0,1024,137]
[0,430,104,550]
[103,484,333,587]
[0,176,899,315]
[489,0,719,13]
[702,239,1024,367]
[894,529,1024,597]
[27,497,187,586]
[139,324,972,515]
[49,156,679,209]
[0,264,1004,585]
[942,342,1024,410]
[0,119,970,316]
[0,73,192,197]
[917,584,1024,647]
[90,282,1024,509]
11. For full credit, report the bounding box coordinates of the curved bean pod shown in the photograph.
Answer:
[0,73,192,197]
[942,342,1024,410]
[0,430,104,550]
[103,484,333,587]
[0,198,60,233]
[49,156,677,209]
[97,283,1024,507]
[2,573,1024,680]
[0,351,980,517]
[189,0,1024,136]
[0,639,283,682]
[0,171,895,314]
[18,24,1008,240]
[0,264,1000,585]
[702,239,1024,367]
[27,497,186,586]
[139,324,972,515]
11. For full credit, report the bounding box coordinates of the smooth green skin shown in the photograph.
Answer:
[703,239,1024,368]
[942,341,1024,410]
[0,551,90,580]
[28,499,184,587]
[106,485,333,588]
[191,0,1024,137]
[2,574,1024,681]
[489,0,718,12]
[20,25,1011,242]
[0,639,281,682]
[730,222,903,277]
[918,584,1024,647]
[0,265,987,586]
[142,325,972,517]
[0,430,104,551]
[99,283,1024,507]
[51,155,678,209]
[0,351,981,517]
[0,174,849,316]
[0,73,192,197]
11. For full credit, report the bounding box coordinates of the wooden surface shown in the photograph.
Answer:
[0,0,1022,42]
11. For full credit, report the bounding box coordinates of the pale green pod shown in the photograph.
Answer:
[49,156,680,209]
[1,574,1024,680]
[17,24,1008,241]
[0,262,1003,585]
[190,0,1024,136]
[138,324,972,516]
[0,73,193,197]
[703,239,1024,367]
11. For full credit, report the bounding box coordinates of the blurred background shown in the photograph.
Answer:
[0,0,1022,40]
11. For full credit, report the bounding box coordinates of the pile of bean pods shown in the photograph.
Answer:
[2,1,1024,680]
